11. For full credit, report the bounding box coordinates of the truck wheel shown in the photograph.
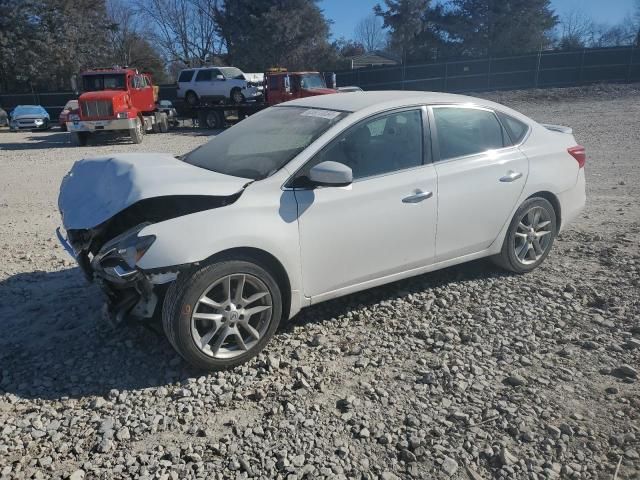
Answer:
[71,132,89,146]
[231,87,244,104]
[185,91,199,106]
[205,111,223,129]
[162,259,283,370]
[159,114,169,133]
[129,119,144,144]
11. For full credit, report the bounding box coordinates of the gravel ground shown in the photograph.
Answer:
[0,85,639,480]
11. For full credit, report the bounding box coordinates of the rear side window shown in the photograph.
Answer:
[497,111,529,144]
[433,107,508,161]
[178,70,194,82]
[195,69,212,82]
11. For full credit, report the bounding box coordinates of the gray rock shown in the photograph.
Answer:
[442,457,458,476]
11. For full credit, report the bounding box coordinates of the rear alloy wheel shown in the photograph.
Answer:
[129,118,144,144]
[493,197,557,273]
[162,260,282,370]
[231,87,244,104]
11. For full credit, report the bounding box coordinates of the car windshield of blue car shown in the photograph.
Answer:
[14,106,46,116]
[182,106,348,180]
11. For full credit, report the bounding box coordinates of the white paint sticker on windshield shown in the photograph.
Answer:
[300,109,341,120]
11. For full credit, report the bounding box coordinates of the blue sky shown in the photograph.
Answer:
[320,0,637,40]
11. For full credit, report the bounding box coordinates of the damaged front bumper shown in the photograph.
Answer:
[56,225,177,326]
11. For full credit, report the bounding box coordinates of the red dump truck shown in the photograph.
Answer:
[67,67,169,145]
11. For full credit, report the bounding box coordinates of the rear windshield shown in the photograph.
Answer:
[182,106,348,180]
[178,70,195,82]
[300,74,326,90]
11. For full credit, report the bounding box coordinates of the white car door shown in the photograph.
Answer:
[292,108,438,300]
[194,69,215,98]
[430,106,529,261]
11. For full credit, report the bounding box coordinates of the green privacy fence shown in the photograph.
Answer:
[336,46,640,92]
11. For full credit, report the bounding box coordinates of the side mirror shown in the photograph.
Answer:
[216,74,225,81]
[308,161,352,187]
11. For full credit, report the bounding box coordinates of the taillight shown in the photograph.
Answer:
[567,145,585,168]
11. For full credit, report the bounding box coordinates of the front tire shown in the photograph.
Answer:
[493,197,557,273]
[129,118,144,144]
[162,260,283,370]
[230,87,244,104]
[71,131,89,146]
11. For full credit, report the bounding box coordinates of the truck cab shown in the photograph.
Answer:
[68,67,167,146]
[264,69,337,106]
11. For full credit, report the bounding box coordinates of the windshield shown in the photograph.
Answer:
[221,67,246,80]
[300,73,326,90]
[82,74,126,91]
[182,106,348,180]
[13,106,46,116]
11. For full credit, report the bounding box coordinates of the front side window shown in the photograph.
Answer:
[433,107,508,161]
[306,109,424,181]
[195,69,212,82]
[182,106,347,180]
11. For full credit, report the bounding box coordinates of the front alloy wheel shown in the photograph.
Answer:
[163,259,282,370]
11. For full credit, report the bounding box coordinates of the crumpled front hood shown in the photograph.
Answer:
[59,153,250,230]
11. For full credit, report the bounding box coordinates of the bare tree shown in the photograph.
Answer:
[557,10,597,49]
[354,13,386,52]
[134,0,222,67]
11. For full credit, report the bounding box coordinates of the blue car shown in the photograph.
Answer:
[9,105,50,131]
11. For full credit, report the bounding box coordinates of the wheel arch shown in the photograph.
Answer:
[200,247,292,321]
[526,191,561,230]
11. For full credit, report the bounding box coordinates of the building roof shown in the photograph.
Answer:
[349,51,400,68]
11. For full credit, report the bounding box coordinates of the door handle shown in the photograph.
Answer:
[402,190,433,203]
[499,171,523,182]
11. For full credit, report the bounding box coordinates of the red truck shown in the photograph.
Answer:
[67,67,169,145]
[181,68,339,129]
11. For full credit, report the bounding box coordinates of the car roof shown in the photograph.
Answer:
[281,90,507,113]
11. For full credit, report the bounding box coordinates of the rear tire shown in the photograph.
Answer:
[162,259,283,370]
[129,118,144,144]
[492,197,557,273]
[71,131,89,146]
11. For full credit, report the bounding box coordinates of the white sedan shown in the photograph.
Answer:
[57,91,586,370]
